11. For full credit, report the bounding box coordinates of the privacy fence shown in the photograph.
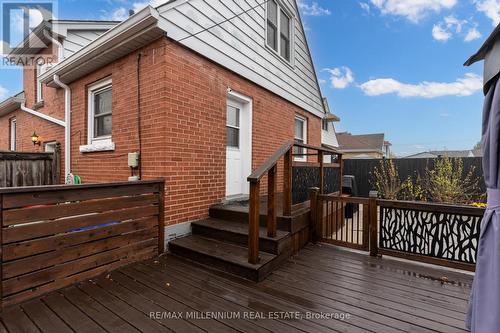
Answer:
[342,157,484,197]
[0,180,165,308]
[0,150,60,187]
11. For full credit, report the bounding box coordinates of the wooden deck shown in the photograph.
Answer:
[0,244,472,333]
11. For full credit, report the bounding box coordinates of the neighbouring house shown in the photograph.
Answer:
[320,97,340,162]
[0,2,337,234]
[337,132,391,159]
[404,150,483,158]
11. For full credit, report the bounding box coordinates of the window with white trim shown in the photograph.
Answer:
[88,78,112,144]
[9,118,16,151]
[36,63,44,103]
[294,116,307,162]
[267,0,292,62]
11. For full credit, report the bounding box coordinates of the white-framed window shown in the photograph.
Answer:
[36,63,45,103]
[266,0,293,62]
[87,78,112,145]
[294,115,307,162]
[9,118,16,151]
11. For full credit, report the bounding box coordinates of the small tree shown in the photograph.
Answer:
[370,159,401,199]
[422,156,480,204]
[400,175,426,201]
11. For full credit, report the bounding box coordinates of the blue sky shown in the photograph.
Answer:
[0,0,498,156]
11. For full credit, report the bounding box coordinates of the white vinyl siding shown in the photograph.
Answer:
[62,30,108,58]
[158,0,324,118]
[321,120,339,148]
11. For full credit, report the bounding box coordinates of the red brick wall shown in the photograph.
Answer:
[0,37,322,226]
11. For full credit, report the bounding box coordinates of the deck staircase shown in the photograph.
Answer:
[169,202,309,281]
[169,141,342,281]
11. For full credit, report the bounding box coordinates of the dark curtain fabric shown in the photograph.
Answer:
[466,76,500,332]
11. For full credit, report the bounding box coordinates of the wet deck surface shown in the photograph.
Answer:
[0,244,472,333]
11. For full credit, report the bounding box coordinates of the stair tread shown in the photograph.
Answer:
[169,235,276,269]
[192,218,289,240]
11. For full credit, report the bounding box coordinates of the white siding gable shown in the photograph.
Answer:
[63,30,108,58]
[158,0,325,117]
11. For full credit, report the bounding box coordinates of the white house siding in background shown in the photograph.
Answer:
[158,0,325,117]
[322,122,338,147]
[322,122,339,163]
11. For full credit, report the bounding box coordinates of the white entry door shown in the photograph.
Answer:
[226,94,252,198]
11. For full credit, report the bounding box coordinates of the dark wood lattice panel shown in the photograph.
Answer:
[379,206,482,264]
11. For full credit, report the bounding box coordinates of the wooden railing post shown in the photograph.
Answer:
[369,191,379,257]
[283,149,292,216]
[158,182,166,255]
[338,154,343,195]
[0,193,3,310]
[318,151,324,194]
[249,182,260,264]
[309,187,320,243]
[267,165,277,238]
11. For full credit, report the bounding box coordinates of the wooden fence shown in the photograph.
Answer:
[0,150,60,187]
[0,180,165,308]
[343,157,484,197]
[310,191,484,271]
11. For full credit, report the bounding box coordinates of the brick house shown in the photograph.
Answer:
[0,1,338,233]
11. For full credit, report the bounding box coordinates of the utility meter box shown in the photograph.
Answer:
[128,152,140,168]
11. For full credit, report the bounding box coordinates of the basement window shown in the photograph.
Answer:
[266,0,293,63]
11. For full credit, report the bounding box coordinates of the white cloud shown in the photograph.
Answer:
[359,73,482,98]
[0,86,8,100]
[360,2,371,13]
[370,0,457,23]
[474,0,500,26]
[432,16,481,42]
[465,26,482,42]
[297,0,331,16]
[132,0,169,12]
[102,7,129,21]
[323,67,354,89]
[432,24,452,41]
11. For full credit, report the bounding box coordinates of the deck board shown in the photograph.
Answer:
[0,244,473,333]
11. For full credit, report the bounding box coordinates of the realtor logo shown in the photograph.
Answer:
[1,1,56,62]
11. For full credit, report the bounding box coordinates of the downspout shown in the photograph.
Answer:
[53,75,71,182]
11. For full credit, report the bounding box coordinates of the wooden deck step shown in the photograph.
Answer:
[192,218,290,255]
[209,204,309,233]
[169,235,282,281]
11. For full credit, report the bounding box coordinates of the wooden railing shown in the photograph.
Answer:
[310,191,370,251]
[246,140,342,264]
[0,180,165,307]
[377,199,484,271]
[311,193,485,271]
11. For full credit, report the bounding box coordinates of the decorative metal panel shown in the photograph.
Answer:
[379,206,482,264]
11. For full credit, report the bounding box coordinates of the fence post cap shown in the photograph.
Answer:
[309,187,320,193]
[369,190,378,198]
